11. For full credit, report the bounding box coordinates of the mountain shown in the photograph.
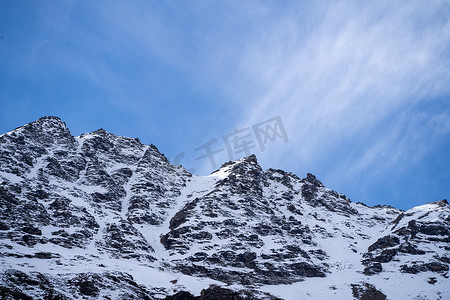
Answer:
[0,116,448,299]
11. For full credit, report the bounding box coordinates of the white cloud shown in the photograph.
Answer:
[203,0,450,181]
[30,0,450,186]
[328,110,450,184]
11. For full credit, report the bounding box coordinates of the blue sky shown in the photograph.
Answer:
[1,0,449,210]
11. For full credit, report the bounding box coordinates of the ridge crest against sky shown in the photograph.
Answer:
[0,0,449,210]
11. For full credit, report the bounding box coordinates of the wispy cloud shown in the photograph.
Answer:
[330,110,450,183]
[201,1,450,179]
[16,0,449,207]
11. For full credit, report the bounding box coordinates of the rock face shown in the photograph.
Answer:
[0,116,449,299]
[361,199,450,282]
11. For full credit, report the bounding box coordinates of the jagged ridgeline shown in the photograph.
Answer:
[0,116,449,299]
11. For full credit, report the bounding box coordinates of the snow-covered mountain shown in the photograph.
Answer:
[0,116,448,299]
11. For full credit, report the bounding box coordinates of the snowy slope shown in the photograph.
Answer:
[0,116,448,299]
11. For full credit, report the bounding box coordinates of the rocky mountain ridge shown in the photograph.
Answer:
[0,116,448,299]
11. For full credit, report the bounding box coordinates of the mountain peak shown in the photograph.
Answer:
[92,128,108,135]
[37,115,63,122]
[34,116,68,129]
[422,199,448,209]
[304,172,324,187]
[1,116,73,144]
[243,153,258,163]
[210,154,261,179]
[79,128,113,139]
[432,199,448,207]
[29,115,69,133]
